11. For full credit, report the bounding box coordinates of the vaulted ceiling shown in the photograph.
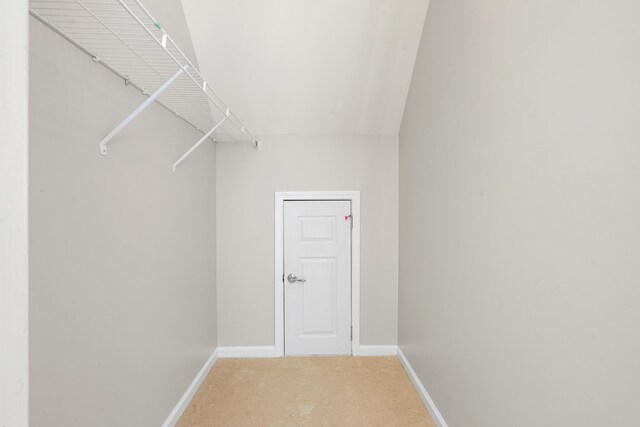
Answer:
[181,0,430,136]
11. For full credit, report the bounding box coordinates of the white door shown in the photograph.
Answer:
[284,200,352,355]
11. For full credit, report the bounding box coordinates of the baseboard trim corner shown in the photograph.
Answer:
[358,345,399,356]
[397,347,448,427]
[217,346,277,358]
[161,348,218,427]
[160,345,446,426]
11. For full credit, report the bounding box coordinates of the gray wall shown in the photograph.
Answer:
[0,0,29,425]
[29,9,216,427]
[398,1,640,426]
[216,135,399,346]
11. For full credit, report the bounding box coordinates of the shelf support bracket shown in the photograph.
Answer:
[172,115,229,171]
[99,66,188,155]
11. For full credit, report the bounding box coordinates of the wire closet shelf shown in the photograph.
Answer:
[30,0,259,171]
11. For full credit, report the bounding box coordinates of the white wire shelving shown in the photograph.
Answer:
[30,0,259,171]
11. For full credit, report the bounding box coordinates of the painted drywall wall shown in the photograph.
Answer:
[29,11,216,427]
[216,135,398,347]
[0,1,29,426]
[182,0,429,135]
[398,1,640,426]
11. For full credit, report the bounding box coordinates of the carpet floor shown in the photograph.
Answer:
[177,356,436,426]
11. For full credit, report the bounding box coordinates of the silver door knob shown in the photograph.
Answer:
[287,273,306,284]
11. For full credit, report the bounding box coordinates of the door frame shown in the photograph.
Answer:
[275,191,361,357]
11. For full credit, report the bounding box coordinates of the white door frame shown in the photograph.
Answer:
[275,191,361,357]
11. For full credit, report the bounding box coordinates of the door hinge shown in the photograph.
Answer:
[282,274,285,283]
[350,326,353,340]
[347,213,353,230]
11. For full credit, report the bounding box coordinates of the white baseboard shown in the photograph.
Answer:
[161,345,446,427]
[358,345,399,356]
[397,347,448,427]
[162,348,218,427]
[217,346,276,358]
[217,345,396,357]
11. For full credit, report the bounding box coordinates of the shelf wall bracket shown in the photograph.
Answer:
[172,115,229,172]
[99,65,188,155]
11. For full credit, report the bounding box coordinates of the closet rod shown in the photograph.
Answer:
[29,9,212,141]
[30,0,260,171]
[115,0,259,148]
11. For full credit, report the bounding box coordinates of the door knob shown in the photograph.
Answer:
[287,273,306,284]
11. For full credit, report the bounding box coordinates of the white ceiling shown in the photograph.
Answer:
[181,0,429,136]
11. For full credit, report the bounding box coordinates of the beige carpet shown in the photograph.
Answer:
[177,356,435,426]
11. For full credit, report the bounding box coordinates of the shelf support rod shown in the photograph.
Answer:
[99,66,188,155]
[173,116,229,172]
